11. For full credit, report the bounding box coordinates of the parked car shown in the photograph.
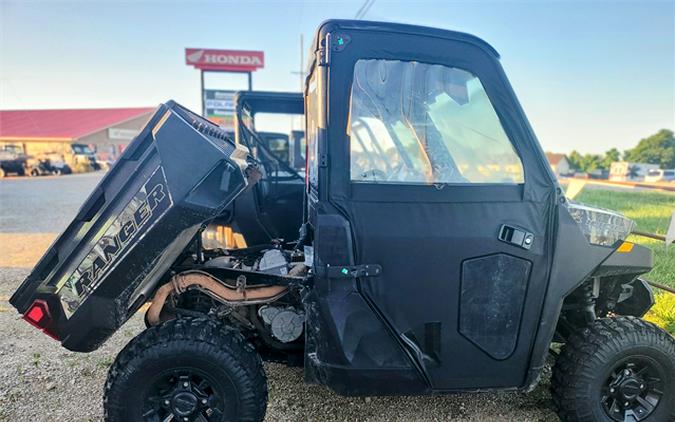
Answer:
[25,154,72,176]
[69,143,101,172]
[45,153,73,175]
[0,147,26,177]
[644,168,675,183]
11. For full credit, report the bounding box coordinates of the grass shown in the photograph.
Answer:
[575,189,674,288]
[643,293,675,334]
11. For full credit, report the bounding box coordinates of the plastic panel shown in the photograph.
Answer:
[459,254,532,360]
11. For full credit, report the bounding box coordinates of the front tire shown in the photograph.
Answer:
[104,317,268,422]
[552,316,674,421]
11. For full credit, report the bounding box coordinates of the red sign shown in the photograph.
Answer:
[185,48,264,72]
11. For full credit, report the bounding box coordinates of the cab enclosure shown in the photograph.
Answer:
[298,19,654,394]
[11,20,658,403]
[218,91,305,246]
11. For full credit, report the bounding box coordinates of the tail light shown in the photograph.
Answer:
[23,300,59,340]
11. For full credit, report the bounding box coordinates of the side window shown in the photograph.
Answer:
[306,73,320,187]
[348,59,524,184]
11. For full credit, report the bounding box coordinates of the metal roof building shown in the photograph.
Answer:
[0,107,154,161]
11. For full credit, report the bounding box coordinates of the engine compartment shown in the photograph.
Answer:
[149,238,313,364]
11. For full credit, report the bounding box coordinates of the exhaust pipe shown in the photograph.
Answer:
[146,271,287,326]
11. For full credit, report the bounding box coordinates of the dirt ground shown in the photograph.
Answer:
[0,173,558,421]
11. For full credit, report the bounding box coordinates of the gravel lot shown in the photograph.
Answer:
[0,173,558,421]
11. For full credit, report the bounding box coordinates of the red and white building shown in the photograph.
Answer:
[0,107,154,163]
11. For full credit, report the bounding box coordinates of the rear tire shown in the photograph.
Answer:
[104,317,268,422]
[551,316,675,421]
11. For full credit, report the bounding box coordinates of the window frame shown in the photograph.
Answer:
[305,71,321,189]
[318,28,557,205]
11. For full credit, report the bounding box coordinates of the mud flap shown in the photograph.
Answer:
[615,279,655,317]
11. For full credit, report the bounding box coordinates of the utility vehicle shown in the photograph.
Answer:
[0,144,27,177]
[11,20,674,422]
[25,154,72,176]
[69,143,102,171]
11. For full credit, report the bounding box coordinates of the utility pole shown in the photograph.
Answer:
[299,34,304,91]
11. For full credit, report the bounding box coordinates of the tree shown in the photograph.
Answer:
[579,154,604,172]
[602,148,621,169]
[568,150,583,171]
[623,129,675,168]
[568,150,605,173]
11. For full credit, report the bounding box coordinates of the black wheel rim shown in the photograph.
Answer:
[601,356,664,421]
[143,368,226,422]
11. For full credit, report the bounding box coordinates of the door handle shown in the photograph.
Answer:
[498,224,534,250]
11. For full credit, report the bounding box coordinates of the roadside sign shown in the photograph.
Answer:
[185,48,264,72]
[108,128,140,141]
[185,48,262,121]
[204,90,236,129]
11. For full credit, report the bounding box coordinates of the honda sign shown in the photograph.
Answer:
[185,48,264,72]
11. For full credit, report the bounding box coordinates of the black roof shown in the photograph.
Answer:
[234,91,303,114]
[309,19,500,68]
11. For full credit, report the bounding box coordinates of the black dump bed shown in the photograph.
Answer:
[10,101,256,352]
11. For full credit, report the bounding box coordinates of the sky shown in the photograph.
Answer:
[1,0,673,154]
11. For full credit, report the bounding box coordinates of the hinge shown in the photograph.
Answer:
[325,264,382,278]
[318,33,331,67]
[316,47,328,67]
[319,153,328,168]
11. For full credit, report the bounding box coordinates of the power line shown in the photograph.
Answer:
[290,34,305,92]
[355,0,375,19]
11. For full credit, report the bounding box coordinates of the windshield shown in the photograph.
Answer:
[72,144,94,155]
[260,133,290,163]
[1,144,23,154]
[239,109,306,176]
